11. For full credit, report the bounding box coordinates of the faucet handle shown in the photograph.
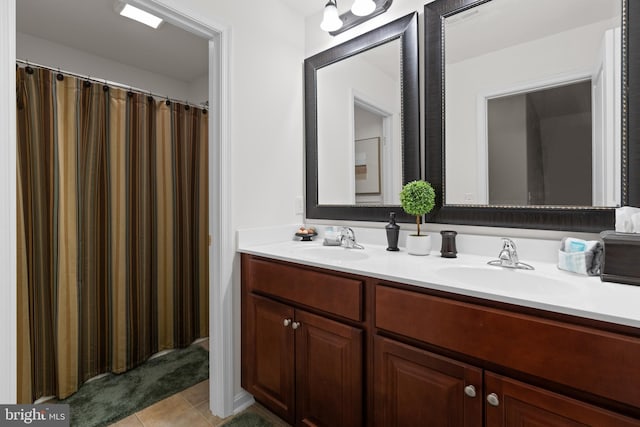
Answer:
[501,238,519,264]
[340,227,355,237]
[339,227,364,249]
[502,238,516,250]
[340,227,353,248]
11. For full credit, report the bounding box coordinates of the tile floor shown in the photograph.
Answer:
[110,339,290,427]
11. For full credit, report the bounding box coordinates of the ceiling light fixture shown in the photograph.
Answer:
[320,1,344,32]
[118,3,163,29]
[351,0,376,16]
[320,0,393,36]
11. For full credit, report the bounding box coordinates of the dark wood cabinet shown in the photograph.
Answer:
[244,294,295,422]
[375,335,640,427]
[484,372,640,427]
[374,336,482,427]
[295,310,362,427]
[242,255,363,427]
[375,284,640,410]
[241,254,640,426]
[375,284,640,426]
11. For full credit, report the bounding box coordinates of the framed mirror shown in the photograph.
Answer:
[305,13,420,222]
[425,0,640,231]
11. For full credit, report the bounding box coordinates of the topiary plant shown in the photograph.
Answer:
[400,180,435,236]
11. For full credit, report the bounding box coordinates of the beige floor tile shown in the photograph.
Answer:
[111,414,143,426]
[136,394,194,427]
[194,401,229,427]
[150,409,211,427]
[180,380,209,406]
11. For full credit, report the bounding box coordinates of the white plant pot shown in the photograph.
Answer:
[406,234,432,256]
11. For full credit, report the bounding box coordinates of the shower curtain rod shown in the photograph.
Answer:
[16,59,208,109]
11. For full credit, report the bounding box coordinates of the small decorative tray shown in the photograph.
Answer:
[295,231,317,242]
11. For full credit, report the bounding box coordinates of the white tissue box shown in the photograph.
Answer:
[600,231,640,286]
[615,206,640,233]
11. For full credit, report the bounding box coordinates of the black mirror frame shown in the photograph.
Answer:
[425,0,640,232]
[305,12,420,223]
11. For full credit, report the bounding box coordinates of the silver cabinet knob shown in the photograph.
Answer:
[464,385,476,398]
[292,321,301,330]
[283,318,292,327]
[486,393,500,407]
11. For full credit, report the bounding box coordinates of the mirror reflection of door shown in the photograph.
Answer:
[487,80,592,206]
[353,99,394,205]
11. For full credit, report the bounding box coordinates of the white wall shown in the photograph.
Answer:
[17,32,199,102]
[187,73,209,106]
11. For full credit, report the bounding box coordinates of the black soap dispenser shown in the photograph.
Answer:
[386,212,400,251]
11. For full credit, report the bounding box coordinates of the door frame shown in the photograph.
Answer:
[0,0,17,405]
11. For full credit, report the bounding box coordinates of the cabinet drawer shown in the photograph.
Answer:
[244,256,363,321]
[375,285,640,408]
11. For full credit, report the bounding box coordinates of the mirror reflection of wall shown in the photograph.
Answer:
[444,0,621,208]
[317,39,401,206]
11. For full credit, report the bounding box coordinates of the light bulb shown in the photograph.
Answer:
[351,0,376,16]
[320,1,343,32]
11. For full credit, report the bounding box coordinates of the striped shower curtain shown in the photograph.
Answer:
[16,67,209,403]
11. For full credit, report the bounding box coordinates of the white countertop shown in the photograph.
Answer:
[238,239,640,328]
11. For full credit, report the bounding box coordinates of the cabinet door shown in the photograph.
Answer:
[244,294,295,424]
[294,309,363,427]
[374,336,483,427]
[485,372,640,427]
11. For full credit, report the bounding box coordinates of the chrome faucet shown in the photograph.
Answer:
[340,227,364,249]
[487,238,534,270]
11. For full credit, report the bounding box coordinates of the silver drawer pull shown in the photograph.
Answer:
[292,321,301,330]
[486,393,500,407]
[464,385,476,398]
[283,318,292,327]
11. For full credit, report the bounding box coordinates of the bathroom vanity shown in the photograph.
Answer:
[240,241,640,426]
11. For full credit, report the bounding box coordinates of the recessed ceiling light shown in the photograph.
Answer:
[119,3,163,29]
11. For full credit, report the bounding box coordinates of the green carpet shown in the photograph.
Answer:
[222,412,273,427]
[60,344,209,427]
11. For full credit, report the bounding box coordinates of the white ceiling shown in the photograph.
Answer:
[16,0,209,82]
[445,0,621,63]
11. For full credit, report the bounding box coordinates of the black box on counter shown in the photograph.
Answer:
[600,231,640,286]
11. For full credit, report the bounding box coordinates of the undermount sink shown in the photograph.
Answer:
[299,245,369,262]
[434,265,579,301]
